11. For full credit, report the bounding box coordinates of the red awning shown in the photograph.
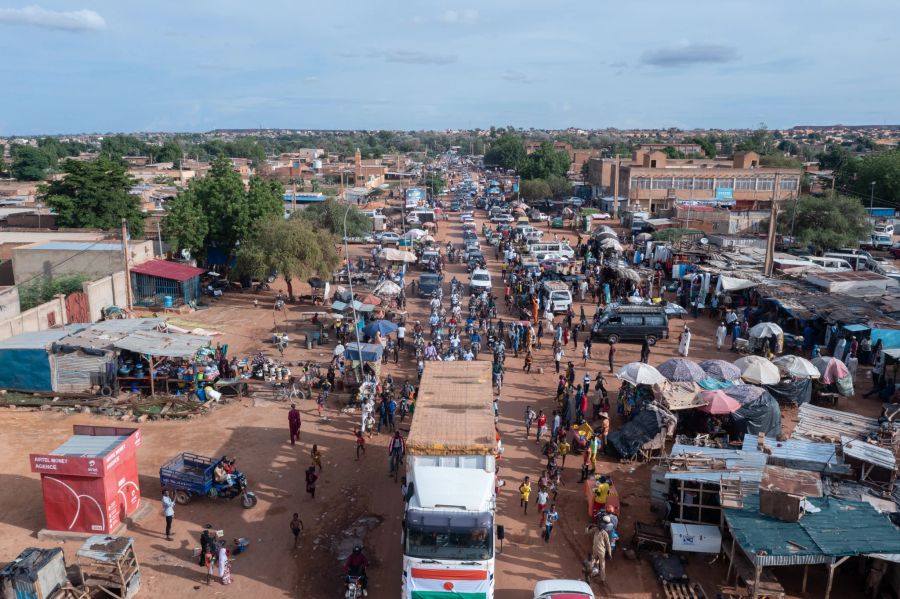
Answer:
[130,260,206,282]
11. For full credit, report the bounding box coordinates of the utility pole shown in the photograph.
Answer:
[121,218,133,310]
[870,181,876,210]
[763,173,782,277]
[612,156,620,220]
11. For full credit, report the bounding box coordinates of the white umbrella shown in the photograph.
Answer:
[401,229,426,240]
[617,362,666,386]
[600,238,623,252]
[749,322,783,338]
[377,248,417,262]
[733,355,781,385]
[772,355,821,379]
[373,280,401,297]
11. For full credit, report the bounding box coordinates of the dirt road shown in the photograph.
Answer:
[0,202,874,598]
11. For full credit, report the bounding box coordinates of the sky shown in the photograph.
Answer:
[1,0,899,134]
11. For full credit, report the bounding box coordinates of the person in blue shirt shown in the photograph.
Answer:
[386,398,397,433]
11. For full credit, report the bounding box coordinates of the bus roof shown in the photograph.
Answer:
[407,362,496,455]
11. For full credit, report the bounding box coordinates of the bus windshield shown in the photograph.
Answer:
[405,510,493,561]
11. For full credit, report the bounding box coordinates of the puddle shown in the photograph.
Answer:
[331,515,383,561]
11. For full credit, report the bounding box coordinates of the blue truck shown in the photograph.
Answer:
[159,452,258,509]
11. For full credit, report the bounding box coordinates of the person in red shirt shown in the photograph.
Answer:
[344,545,370,595]
[355,430,366,461]
[536,410,547,444]
[288,403,301,445]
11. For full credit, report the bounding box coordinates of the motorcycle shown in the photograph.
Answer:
[344,575,365,599]
[211,471,259,509]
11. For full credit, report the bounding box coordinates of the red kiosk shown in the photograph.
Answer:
[30,425,142,535]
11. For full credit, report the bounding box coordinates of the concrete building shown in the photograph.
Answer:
[12,240,154,285]
[588,150,801,213]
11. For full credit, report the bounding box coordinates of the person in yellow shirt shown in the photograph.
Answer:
[557,438,571,468]
[518,476,532,514]
[592,478,610,517]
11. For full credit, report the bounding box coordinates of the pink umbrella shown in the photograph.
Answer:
[697,390,742,414]
[361,294,382,305]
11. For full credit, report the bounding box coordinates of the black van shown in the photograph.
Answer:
[591,305,669,345]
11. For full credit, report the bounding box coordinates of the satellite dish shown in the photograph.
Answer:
[700,238,709,245]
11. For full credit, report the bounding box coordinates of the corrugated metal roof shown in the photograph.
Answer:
[113,330,211,357]
[742,434,839,469]
[667,444,768,490]
[793,403,881,442]
[131,259,205,282]
[27,242,122,251]
[55,318,165,350]
[0,325,86,350]
[842,436,897,470]
[51,435,129,458]
[725,494,900,566]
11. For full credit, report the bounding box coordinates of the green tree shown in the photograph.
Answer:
[161,188,208,257]
[422,172,445,198]
[520,178,551,202]
[298,198,371,237]
[520,141,571,180]
[0,143,6,177]
[688,136,717,158]
[19,275,88,311]
[663,146,686,159]
[11,146,52,181]
[483,133,527,171]
[759,154,803,168]
[100,135,148,158]
[776,194,872,251]
[850,149,900,206]
[156,139,183,164]
[234,216,340,299]
[546,174,571,199]
[40,158,144,235]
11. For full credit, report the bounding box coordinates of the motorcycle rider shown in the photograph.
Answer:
[344,545,370,596]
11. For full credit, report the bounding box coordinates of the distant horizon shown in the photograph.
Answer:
[4,122,900,139]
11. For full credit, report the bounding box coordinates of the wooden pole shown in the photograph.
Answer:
[121,218,133,311]
[146,355,155,397]
[824,561,835,599]
[726,536,736,582]
[612,156,621,220]
[763,173,782,277]
[753,564,761,599]
[802,564,809,593]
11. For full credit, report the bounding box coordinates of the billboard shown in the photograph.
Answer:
[715,188,734,200]
[405,187,425,209]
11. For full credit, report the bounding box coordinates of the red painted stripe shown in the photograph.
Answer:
[411,568,488,581]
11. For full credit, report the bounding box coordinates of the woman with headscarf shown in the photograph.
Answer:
[218,542,232,585]
[678,325,692,357]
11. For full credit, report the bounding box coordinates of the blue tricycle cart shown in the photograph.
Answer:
[159,452,258,509]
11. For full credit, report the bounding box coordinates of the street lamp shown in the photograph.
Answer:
[870,181,876,210]
[343,203,364,383]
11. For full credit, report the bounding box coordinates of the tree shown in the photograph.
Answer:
[19,275,88,311]
[688,136,717,158]
[0,144,6,177]
[483,133,527,171]
[41,158,144,235]
[234,216,340,299]
[546,174,571,199]
[520,142,571,180]
[11,146,52,181]
[156,139,183,164]
[161,156,283,260]
[422,172,445,198]
[663,146,686,159]
[849,149,900,206]
[776,194,872,252]
[520,178,551,202]
[759,154,803,169]
[298,198,371,237]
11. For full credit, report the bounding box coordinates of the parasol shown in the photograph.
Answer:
[697,390,742,414]
[636,232,653,241]
[749,322,784,338]
[811,356,850,384]
[699,359,742,382]
[361,294,382,305]
[377,248,417,262]
[373,280,401,297]
[734,355,781,385]
[401,229,426,240]
[362,319,398,337]
[724,384,765,405]
[657,358,707,382]
[617,362,666,386]
[772,355,821,379]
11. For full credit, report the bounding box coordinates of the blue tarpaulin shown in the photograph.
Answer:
[344,342,383,363]
[872,328,900,350]
[0,326,84,392]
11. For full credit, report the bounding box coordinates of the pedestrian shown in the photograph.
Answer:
[542,504,559,542]
[305,466,318,499]
[288,403,301,446]
[554,347,564,373]
[218,542,232,585]
[535,487,549,521]
[551,410,561,439]
[199,528,213,566]
[583,372,591,396]
[524,350,533,373]
[311,444,323,473]
[715,322,727,351]
[589,526,613,583]
[731,321,742,350]
[162,490,175,541]
[525,406,536,439]
[678,325,691,357]
[397,322,406,350]
[607,341,616,373]
[387,397,397,433]
[519,476,532,514]
[640,338,651,363]
[290,512,304,548]
[204,545,215,585]
[571,326,578,349]
[598,412,610,451]
[536,410,547,443]
[582,343,590,366]
[355,429,366,460]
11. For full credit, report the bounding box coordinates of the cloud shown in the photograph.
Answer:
[0,5,106,31]
[439,9,479,25]
[383,50,457,65]
[640,43,739,68]
[501,70,532,83]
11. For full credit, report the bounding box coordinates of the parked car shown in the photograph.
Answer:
[533,580,594,599]
[417,273,443,297]
[377,232,401,245]
[469,268,492,294]
[491,213,515,224]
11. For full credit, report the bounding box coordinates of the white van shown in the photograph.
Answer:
[541,281,572,313]
[805,256,853,272]
[527,242,574,261]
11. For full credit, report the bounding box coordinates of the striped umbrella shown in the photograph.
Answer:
[725,384,765,405]
[699,359,742,382]
[657,358,707,382]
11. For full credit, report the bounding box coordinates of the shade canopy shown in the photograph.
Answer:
[373,280,401,297]
[734,355,781,385]
[377,248,417,262]
[812,356,850,384]
[617,362,666,386]
[699,359,742,382]
[401,229,426,240]
[362,319,398,337]
[698,390,742,414]
[658,358,707,382]
[749,322,784,338]
[772,354,821,379]
[725,384,766,405]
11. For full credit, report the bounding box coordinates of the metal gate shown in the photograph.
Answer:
[53,352,109,393]
[65,291,90,323]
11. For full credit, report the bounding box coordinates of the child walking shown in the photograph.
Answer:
[290,513,304,548]
[518,476,532,514]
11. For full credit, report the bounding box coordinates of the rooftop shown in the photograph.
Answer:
[26,241,122,252]
[130,259,206,282]
[51,434,130,458]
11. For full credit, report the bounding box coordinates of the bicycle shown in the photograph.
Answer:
[273,381,300,402]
